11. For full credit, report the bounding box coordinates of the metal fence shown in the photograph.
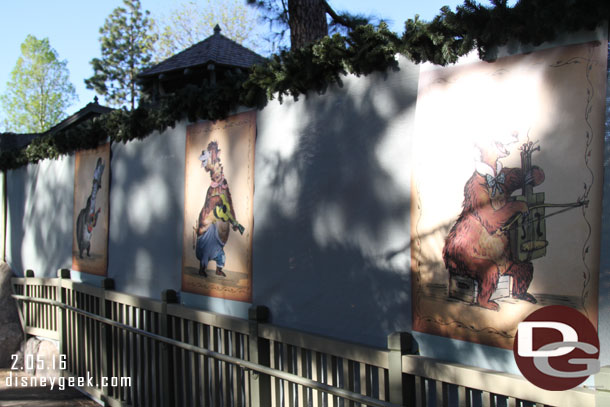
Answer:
[11,270,607,407]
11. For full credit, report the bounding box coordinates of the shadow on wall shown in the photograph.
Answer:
[8,156,74,277]
[253,66,421,348]
[251,61,536,372]
[107,128,186,299]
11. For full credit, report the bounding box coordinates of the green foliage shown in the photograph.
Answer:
[242,23,399,104]
[153,0,263,61]
[401,0,610,65]
[85,0,156,110]
[2,0,609,171]
[0,35,77,133]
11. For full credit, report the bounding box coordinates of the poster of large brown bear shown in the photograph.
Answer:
[411,40,607,349]
[72,143,110,276]
[181,111,255,302]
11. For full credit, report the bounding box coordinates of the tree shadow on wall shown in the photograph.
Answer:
[252,68,467,352]
[106,131,186,299]
[252,63,531,386]
[10,157,74,277]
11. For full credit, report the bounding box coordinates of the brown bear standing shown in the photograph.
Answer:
[195,141,239,278]
[443,135,544,310]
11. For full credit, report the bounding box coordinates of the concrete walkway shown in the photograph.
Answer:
[0,370,98,407]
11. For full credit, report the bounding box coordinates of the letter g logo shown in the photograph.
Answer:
[513,306,600,391]
[518,322,578,358]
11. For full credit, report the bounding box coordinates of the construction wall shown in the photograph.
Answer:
[3,56,420,347]
[3,29,609,375]
[253,58,418,347]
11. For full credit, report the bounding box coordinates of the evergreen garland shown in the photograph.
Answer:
[1,0,608,170]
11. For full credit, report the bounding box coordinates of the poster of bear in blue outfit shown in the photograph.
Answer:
[181,111,255,302]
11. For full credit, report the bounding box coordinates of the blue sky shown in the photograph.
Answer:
[0,0,508,119]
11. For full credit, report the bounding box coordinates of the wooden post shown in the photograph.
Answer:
[56,269,70,353]
[24,269,34,329]
[161,289,177,407]
[387,332,416,406]
[55,269,69,390]
[248,305,271,407]
[100,278,114,407]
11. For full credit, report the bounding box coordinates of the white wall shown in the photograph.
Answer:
[105,125,187,299]
[6,155,74,276]
[253,56,419,346]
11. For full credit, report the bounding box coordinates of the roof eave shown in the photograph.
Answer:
[138,58,266,80]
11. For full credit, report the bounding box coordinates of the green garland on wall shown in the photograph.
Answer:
[1,0,608,171]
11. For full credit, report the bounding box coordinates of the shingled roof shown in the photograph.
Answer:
[45,97,113,135]
[139,25,266,78]
[0,132,39,151]
[0,98,113,152]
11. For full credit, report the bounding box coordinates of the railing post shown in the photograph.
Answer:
[161,289,177,407]
[56,269,70,362]
[23,269,34,330]
[99,278,114,406]
[387,332,416,406]
[248,305,271,407]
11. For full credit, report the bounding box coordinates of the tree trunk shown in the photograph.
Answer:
[288,0,328,49]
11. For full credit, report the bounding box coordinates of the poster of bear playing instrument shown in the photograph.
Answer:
[411,41,607,349]
[181,111,255,302]
[72,143,110,276]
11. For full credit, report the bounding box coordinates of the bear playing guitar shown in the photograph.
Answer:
[194,141,244,278]
[213,193,245,235]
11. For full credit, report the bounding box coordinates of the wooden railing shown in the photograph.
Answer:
[401,355,598,407]
[258,323,391,406]
[11,270,610,407]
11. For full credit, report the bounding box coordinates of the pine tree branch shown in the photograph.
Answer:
[323,1,353,29]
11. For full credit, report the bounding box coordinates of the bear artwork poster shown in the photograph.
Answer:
[181,111,255,302]
[411,40,607,349]
[72,143,110,276]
